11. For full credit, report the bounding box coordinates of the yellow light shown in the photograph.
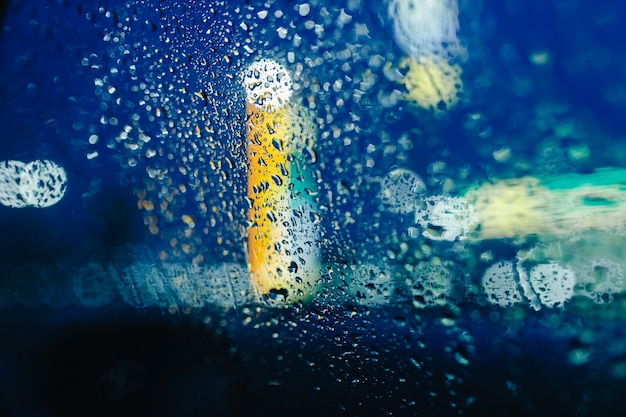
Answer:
[244,59,323,304]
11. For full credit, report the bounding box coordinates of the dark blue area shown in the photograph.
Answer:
[463,0,626,161]
[1,303,626,417]
[0,0,145,264]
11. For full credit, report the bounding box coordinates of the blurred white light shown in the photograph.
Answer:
[388,0,460,58]
[377,167,426,214]
[244,59,293,112]
[0,159,68,208]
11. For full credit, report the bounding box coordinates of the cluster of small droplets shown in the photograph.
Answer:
[93,2,249,264]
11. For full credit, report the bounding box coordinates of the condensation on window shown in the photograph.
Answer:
[1,1,626,416]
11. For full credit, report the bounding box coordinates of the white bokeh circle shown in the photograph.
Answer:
[0,159,68,208]
[529,263,576,308]
[244,59,293,111]
[378,168,426,214]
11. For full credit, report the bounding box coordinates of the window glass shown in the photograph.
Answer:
[1,1,626,415]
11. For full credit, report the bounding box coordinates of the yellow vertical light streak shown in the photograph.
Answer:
[246,103,293,297]
[244,59,323,304]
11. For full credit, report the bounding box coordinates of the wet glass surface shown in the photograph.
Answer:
[1,1,626,416]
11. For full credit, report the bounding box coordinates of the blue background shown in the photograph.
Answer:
[1,1,626,416]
